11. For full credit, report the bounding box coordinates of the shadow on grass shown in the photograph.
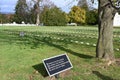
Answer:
[42,39,93,59]
[32,63,48,77]
[0,30,94,59]
[92,71,116,80]
[0,30,44,49]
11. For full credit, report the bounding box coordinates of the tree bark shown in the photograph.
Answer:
[96,0,116,61]
[36,0,40,26]
[36,12,40,25]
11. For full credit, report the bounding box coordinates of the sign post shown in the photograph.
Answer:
[55,74,60,79]
[43,54,73,78]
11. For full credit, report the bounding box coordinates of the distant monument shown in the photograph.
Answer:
[113,13,120,27]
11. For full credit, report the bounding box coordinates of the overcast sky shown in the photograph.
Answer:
[0,0,97,13]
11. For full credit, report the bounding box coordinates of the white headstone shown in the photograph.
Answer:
[13,22,16,24]
[22,21,25,24]
[113,13,120,27]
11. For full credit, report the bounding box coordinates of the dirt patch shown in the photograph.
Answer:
[47,70,74,80]
[60,70,72,78]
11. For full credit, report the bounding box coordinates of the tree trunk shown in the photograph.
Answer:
[96,0,116,61]
[36,0,40,26]
[36,13,40,26]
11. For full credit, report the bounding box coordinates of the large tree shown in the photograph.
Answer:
[32,0,41,25]
[14,0,29,23]
[92,0,120,62]
[41,7,67,26]
[78,0,120,62]
[68,6,86,24]
[31,0,55,25]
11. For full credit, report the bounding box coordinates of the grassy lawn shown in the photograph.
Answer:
[0,26,120,80]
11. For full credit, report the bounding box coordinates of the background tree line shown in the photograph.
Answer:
[0,0,98,26]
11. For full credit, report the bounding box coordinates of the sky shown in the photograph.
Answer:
[0,0,97,14]
[0,0,17,13]
[50,0,79,12]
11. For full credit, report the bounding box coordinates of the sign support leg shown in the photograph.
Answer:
[55,74,60,79]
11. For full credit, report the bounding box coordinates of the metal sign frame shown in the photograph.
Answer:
[43,53,73,77]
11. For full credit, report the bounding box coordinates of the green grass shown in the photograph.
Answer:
[0,26,120,80]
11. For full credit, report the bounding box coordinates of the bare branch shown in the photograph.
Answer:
[91,0,94,3]
[108,0,120,10]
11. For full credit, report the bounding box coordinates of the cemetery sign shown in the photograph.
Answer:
[43,54,73,77]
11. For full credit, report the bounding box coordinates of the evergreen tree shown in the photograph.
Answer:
[14,0,29,23]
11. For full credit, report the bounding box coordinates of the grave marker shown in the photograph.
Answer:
[19,31,25,37]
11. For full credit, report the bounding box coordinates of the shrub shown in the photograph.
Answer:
[41,7,67,26]
[86,10,98,25]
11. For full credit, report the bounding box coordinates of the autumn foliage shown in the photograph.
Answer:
[68,6,86,25]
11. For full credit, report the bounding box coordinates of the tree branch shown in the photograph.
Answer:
[108,0,120,10]
[91,0,94,3]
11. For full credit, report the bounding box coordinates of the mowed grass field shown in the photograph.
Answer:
[0,26,120,80]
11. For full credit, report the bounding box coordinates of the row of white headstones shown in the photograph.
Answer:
[18,31,120,52]
[2,29,120,38]
[1,30,119,51]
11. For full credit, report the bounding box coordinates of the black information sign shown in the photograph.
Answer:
[43,54,73,77]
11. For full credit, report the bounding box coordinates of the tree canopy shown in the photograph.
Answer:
[14,0,29,24]
[86,9,98,25]
[68,6,86,25]
[41,7,67,26]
